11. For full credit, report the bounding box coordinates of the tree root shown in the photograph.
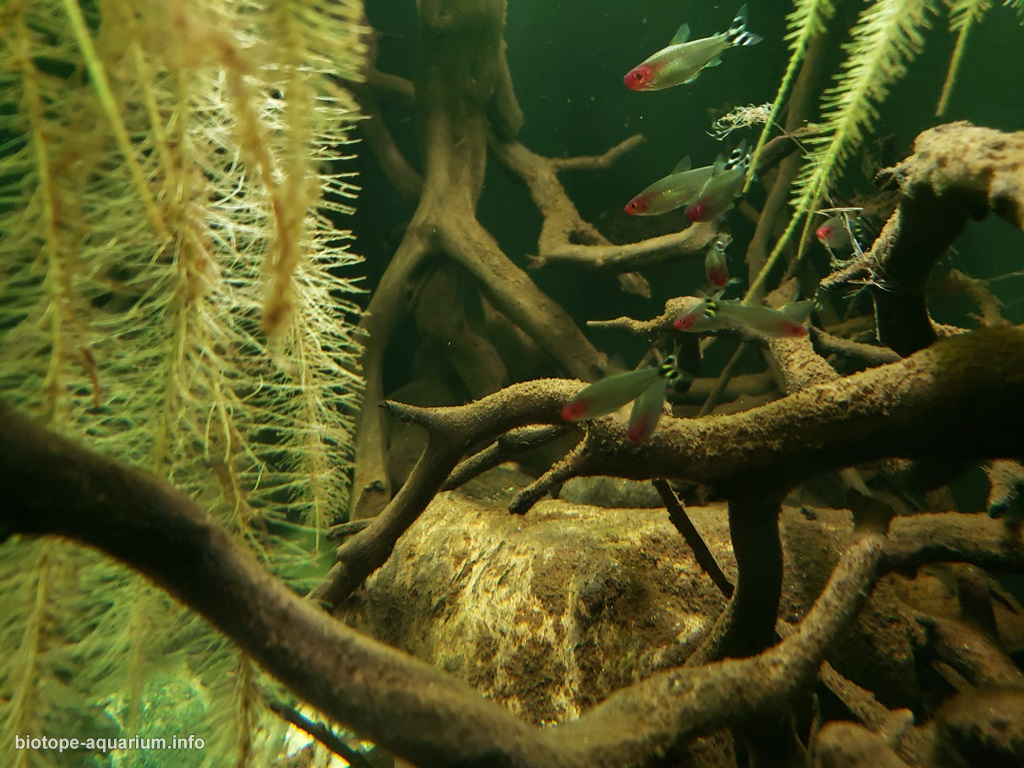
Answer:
[315,326,1024,608]
[349,0,608,519]
[824,122,1024,356]
[0,399,899,767]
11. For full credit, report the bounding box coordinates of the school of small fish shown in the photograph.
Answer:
[563,6,843,443]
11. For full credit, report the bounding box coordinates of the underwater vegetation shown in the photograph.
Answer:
[2,1,1024,768]
[0,0,366,764]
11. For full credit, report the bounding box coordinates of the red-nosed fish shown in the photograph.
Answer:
[684,145,752,223]
[626,375,671,444]
[624,5,762,92]
[815,216,850,249]
[624,156,714,216]
[675,298,814,338]
[704,237,730,289]
[562,356,690,443]
[815,210,862,253]
[673,291,730,333]
[625,143,748,216]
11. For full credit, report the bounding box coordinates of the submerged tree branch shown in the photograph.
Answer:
[653,479,734,600]
[316,327,1024,608]
[0,399,894,767]
[349,0,608,519]
[832,122,1024,356]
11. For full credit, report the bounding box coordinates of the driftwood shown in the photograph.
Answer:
[821,122,1024,355]
[4,0,1024,763]
[6,112,1024,764]
[5,404,1024,767]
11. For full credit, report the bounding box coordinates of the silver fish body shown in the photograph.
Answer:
[624,5,763,92]
[626,163,718,215]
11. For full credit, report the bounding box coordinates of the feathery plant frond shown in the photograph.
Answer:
[744,0,835,198]
[749,0,936,300]
[936,0,993,116]
[1006,0,1024,20]
[0,0,367,765]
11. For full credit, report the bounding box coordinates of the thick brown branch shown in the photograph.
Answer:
[345,21,422,200]
[439,216,607,382]
[689,492,785,666]
[536,223,717,272]
[491,121,714,274]
[350,0,607,517]
[510,437,595,515]
[867,122,1024,355]
[324,327,1024,605]
[443,425,566,491]
[818,662,925,761]
[586,296,703,335]
[809,327,901,370]
[916,613,1024,689]
[880,512,1024,574]
[0,402,543,768]
[0,402,892,766]
[549,134,645,172]
[490,136,654,293]
[490,138,608,253]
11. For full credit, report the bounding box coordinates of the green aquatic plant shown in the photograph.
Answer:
[745,0,836,191]
[747,0,1020,301]
[0,0,365,765]
[749,0,937,299]
[936,0,993,116]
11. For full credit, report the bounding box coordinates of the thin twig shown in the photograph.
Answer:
[698,342,749,417]
[444,425,567,491]
[267,699,375,768]
[653,479,734,599]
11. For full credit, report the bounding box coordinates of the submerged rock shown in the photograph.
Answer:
[339,467,1023,725]
[341,468,843,723]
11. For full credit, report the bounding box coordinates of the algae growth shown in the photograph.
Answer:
[2,1,1024,767]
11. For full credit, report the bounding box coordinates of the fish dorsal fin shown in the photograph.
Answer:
[670,23,691,45]
[711,156,727,175]
[781,300,815,322]
[672,156,693,174]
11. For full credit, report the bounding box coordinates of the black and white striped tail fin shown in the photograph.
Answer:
[724,140,752,172]
[726,4,764,47]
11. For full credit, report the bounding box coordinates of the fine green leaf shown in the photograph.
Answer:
[751,0,937,300]
[745,0,835,197]
[0,1,367,765]
[936,0,994,116]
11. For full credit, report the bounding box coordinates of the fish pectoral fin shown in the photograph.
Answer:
[670,23,691,45]
[672,156,693,174]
